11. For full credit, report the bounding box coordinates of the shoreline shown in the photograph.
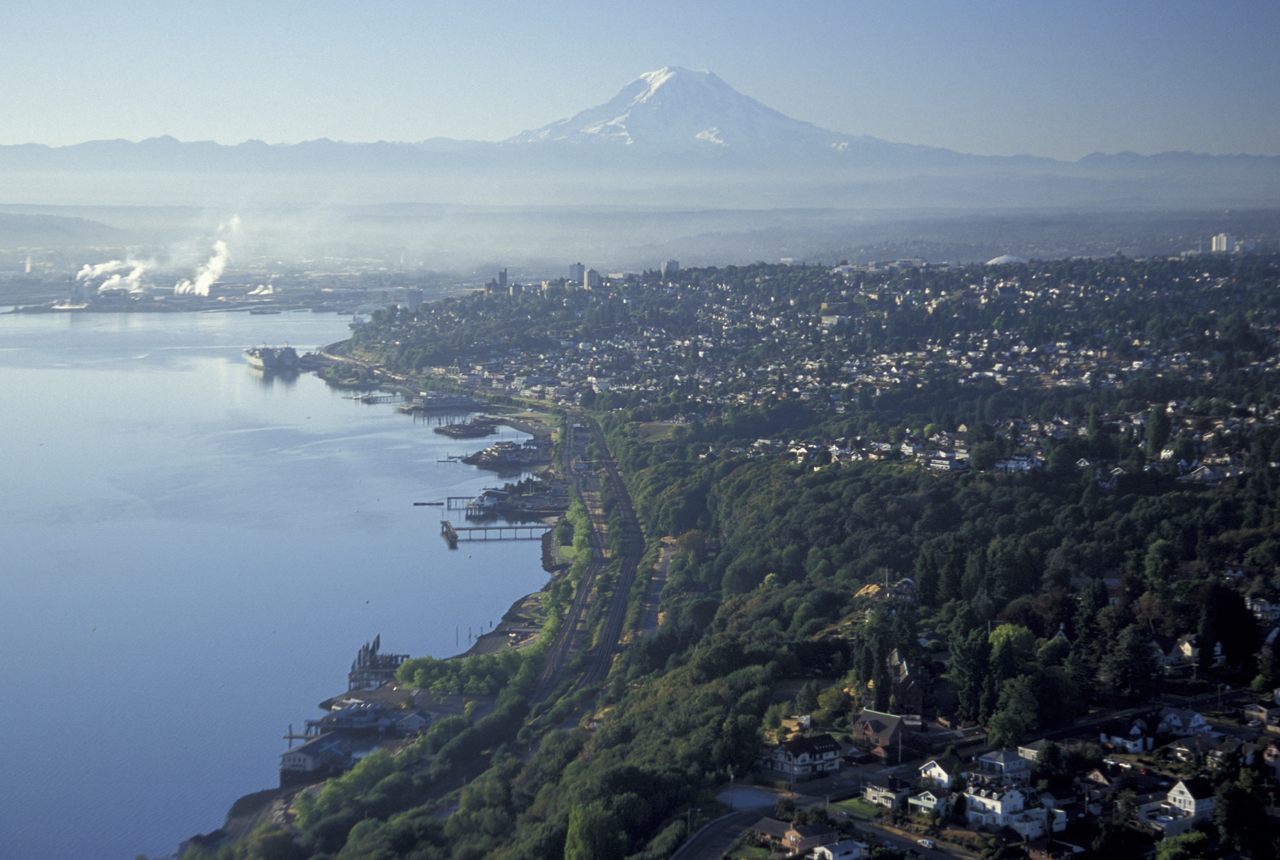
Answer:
[185,375,563,854]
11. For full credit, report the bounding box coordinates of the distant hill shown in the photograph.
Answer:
[0,211,123,246]
[0,66,1276,209]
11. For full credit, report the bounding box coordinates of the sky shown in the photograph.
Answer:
[4,0,1278,160]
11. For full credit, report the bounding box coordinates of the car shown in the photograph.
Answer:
[918,838,935,849]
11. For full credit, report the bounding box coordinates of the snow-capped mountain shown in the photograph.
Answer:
[0,65,1275,210]
[510,66,852,152]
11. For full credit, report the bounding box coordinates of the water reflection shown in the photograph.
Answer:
[252,367,300,388]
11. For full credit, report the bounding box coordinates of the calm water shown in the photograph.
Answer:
[0,311,548,860]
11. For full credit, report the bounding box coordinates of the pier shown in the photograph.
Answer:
[345,392,401,404]
[440,519,550,549]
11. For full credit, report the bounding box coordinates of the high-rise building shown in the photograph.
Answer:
[568,262,585,283]
[584,268,602,290]
[498,268,508,289]
[661,259,680,279]
[1211,233,1234,253]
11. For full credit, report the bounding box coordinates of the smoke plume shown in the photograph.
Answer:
[174,240,230,296]
[76,258,154,292]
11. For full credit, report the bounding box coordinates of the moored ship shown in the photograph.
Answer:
[244,345,300,371]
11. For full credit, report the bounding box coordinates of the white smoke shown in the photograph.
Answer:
[173,215,241,296]
[76,257,154,292]
[174,240,230,296]
[97,260,154,293]
[247,283,274,295]
[77,259,130,282]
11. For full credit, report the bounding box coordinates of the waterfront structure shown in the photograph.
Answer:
[348,635,408,690]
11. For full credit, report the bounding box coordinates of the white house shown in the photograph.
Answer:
[1099,718,1153,753]
[966,786,1026,828]
[1158,707,1211,737]
[864,778,911,809]
[975,749,1031,784]
[1167,778,1215,820]
[908,790,950,817]
[918,758,957,789]
[761,733,841,779]
[812,840,869,860]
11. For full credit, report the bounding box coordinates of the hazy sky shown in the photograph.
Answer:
[6,0,1278,159]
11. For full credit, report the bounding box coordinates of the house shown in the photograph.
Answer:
[279,733,351,785]
[761,733,842,779]
[852,709,906,760]
[1167,778,1215,820]
[918,758,958,789]
[975,749,1031,784]
[886,648,925,714]
[1171,634,1224,669]
[965,785,1026,828]
[1099,717,1154,753]
[908,789,951,817]
[1242,701,1279,725]
[1018,739,1052,763]
[780,822,839,854]
[1207,736,1255,769]
[1158,707,1210,736]
[1169,735,1217,765]
[812,839,869,860]
[864,776,911,809]
[1246,595,1280,623]
[1004,806,1066,841]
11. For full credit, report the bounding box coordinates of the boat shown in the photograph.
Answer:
[244,346,300,371]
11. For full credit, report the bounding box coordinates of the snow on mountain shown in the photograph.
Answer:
[508,66,853,152]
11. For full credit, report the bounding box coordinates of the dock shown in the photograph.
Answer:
[347,392,402,404]
[440,519,550,549]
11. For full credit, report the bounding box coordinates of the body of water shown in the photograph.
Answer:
[0,311,548,859]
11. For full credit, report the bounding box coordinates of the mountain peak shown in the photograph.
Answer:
[508,66,840,151]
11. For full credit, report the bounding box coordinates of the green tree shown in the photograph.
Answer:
[1154,830,1210,860]
[564,801,624,860]
[1099,625,1160,702]
[987,675,1039,747]
[1145,405,1171,457]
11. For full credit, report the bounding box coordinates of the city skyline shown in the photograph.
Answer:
[5,0,1279,160]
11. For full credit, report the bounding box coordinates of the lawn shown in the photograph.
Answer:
[832,797,881,820]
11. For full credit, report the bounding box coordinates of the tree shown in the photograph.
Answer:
[1099,625,1159,702]
[1154,830,1210,860]
[987,675,1039,748]
[564,801,624,860]
[1142,539,1178,588]
[950,628,990,724]
[1145,404,1171,457]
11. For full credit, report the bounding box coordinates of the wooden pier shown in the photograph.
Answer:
[440,519,550,549]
